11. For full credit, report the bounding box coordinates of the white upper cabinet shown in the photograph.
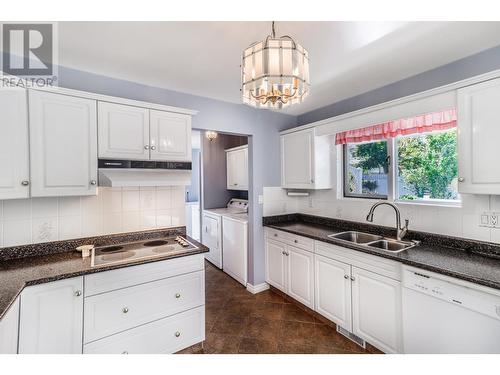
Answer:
[281,128,331,189]
[29,91,98,197]
[0,87,30,200]
[150,110,191,161]
[226,145,248,191]
[18,277,84,354]
[458,78,500,194]
[98,102,150,160]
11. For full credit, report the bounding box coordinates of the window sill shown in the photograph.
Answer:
[393,199,462,208]
[338,195,462,208]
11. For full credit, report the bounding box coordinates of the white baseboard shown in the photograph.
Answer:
[246,282,270,294]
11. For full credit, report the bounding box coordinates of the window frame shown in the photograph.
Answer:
[342,140,390,200]
[341,129,461,207]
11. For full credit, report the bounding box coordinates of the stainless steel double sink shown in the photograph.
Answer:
[327,231,417,253]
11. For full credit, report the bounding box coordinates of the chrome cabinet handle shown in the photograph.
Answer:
[144,145,150,150]
[285,252,289,256]
[175,331,181,338]
[350,276,355,281]
[90,180,97,185]
[344,275,349,280]
[21,180,29,186]
[74,290,82,297]
[458,177,465,182]
[281,251,286,255]
[122,307,129,314]
[150,145,156,150]
[175,293,181,299]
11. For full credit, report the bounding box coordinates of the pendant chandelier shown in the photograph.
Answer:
[241,21,310,110]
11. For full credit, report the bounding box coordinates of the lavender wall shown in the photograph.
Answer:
[298,44,500,125]
[57,66,296,285]
[202,133,247,210]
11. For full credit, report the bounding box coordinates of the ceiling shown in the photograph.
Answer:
[58,21,500,116]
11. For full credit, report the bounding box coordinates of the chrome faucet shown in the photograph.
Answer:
[366,202,409,241]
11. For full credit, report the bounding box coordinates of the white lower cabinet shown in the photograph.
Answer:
[266,229,403,353]
[0,298,20,354]
[287,246,315,308]
[265,233,315,308]
[9,255,204,354]
[265,239,287,292]
[18,277,84,354]
[351,267,402,354]
[84,306,204,354]
[84,270,204,343]
[314,254,352,330]
[83,255,205,354]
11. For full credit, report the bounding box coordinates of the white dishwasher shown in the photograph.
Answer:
[402,265,500,353]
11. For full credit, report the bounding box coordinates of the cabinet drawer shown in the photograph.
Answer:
[84,306,205,354]
[84,270,204,343]
[85,254,204,296]
[315,241,401,281]
[265,228,314,252]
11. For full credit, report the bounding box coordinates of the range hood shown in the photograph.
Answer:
[98,159,192,187]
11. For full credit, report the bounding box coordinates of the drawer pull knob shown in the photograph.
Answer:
[175,293,181,299]
[74,290,82,297]
[344,275,349,279]
[274,233,278,237]
[122,307,129,314]
[294,240,298,243]
[175,331,181,338]
[122,351,128,354]
[350,276,355,281]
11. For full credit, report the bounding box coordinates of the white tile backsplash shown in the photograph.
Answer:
[264,186,500,244]
[0,186,187,248]
[3,219,31,246]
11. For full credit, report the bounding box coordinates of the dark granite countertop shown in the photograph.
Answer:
[263,214,500,291]
[0,230,208,320]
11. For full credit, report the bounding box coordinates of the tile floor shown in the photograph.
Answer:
[178,261,381,354]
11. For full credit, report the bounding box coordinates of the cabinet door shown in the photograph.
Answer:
[458,78,500,194]
[202,213,222,268]
[286,245,315,308]
[222,216,248,286]
[265,239,287,292]
[351,267,402,353]
[314,254,352,330]
[98,102,150,160]
[18,277,84,354]
[0,297,19,354]
[0,87,30,200]
[150,110,191,161]
[281,130,314,188]
[29,91,98,197]
[226,148,248,190]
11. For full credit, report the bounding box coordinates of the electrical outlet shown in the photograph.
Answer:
[492,213,499,227]
[479,212,500,228]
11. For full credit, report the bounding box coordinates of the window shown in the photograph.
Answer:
[338,108,459,204]
[343,140,388,199]
[396,128,458,202]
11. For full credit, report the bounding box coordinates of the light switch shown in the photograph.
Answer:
[481,214,490,226]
